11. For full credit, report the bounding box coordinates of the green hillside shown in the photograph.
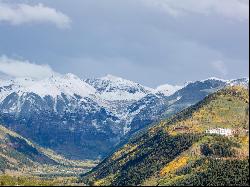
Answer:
[0,125,56,172]
[81,86,249,186]
[0,124,97,181]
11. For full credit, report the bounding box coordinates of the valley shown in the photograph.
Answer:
[0,0,248,185]
[0,124,97,185]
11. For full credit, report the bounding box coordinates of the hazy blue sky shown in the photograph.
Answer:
[0,0,249,87]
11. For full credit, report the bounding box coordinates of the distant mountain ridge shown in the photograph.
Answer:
[0,74,248,159]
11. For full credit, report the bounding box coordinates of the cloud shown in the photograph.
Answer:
[0,56,56,79]
[0,0,247,85]
[0,2,71,28]
[143,0,249,21]
[211,60,228,76]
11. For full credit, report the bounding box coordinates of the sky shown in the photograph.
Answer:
[0,0,249,87]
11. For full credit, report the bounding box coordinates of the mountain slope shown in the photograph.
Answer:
[0,124,97,177]
[82,86,249,186]
[0,124,56,172]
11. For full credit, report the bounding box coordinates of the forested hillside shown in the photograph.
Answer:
[82,86,249,186]
[0,124,97,181]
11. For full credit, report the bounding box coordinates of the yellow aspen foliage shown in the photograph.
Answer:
[94,179,106,186]
[111,145,138,161]
[160,156,189,176]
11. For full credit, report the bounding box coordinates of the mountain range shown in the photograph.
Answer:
[0,74,248,160]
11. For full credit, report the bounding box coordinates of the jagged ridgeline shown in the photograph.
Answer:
[81,86,249,186]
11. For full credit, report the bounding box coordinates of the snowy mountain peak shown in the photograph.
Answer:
[155,84,183,96]
[201,77,228,82]
[181,77,228,88]
[0,74,96,99]
[85,75,153,101]
[100,74,151,89]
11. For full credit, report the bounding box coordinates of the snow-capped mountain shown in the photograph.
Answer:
[0,74,248,159]
[85,74,153,101]
[0,74,123,159]
[0,74,98,114]
[85,74,155,120]
[227,77,249,88]
[0,73,95,100]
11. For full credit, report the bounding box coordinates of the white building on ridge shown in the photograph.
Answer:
[205,128,232,136]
